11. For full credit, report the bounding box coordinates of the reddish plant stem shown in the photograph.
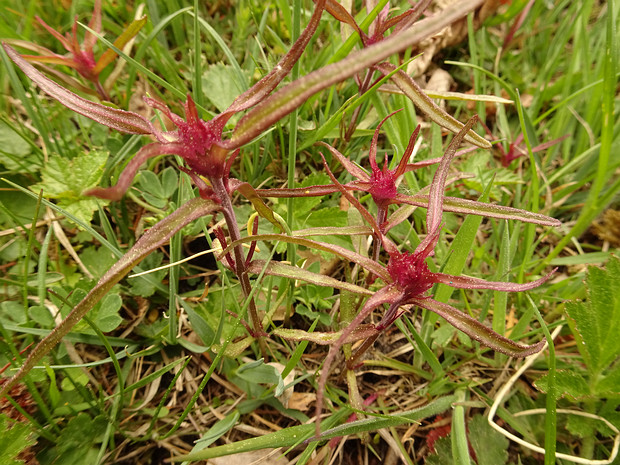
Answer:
[343,69,375,143]
[367,204,388,285]
[210,176,268,358]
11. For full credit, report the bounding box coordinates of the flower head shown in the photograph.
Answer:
[10,0,146,99]
[321,0,431,48]
[317,109,423,214]
[386,250,434,296]
[313,118,557,436]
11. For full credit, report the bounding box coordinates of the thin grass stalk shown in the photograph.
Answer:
[493,221,510,364]
[527,295,556,464]
[515,90,539,286]
[193,0,203,108]
[286,0,302,322]
[23,191,43,310]
[452,389,471,465]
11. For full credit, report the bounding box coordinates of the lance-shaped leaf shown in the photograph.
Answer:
[93,15,148,74]
[170,409,351,462]
[375,62,491,149]
[222,233,391,282]
[310,394,456,443]
[3,44,153,134]
[409,297,545,357]
[85,142,184,200]
[229,179,286,233]
[292,225,373,237]
[225,0,326,115]
[255,187,560,227]
[0,197,220,398]
[229,0,486,148]
[431,270,556,292]
[398,194,561,227]
[420,116,479,254]
[272,325,377,345]
[246,260,373,296]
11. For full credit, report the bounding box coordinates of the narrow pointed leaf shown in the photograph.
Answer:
[247,260,373,296]
[85,142,185,200]
[171,410,351,462]
[312,394,456,442]
[35,16,73,51]
[432,270,555,292]
[397,194,561,227]
[427,117,479,233]
[226,0,326,114]
[93,15,148,74]
[256,184,340,198]
[316,141,370,181]
[230,180,286,233]
[230,0,486,148]
[323,0,367,40]
[410,297,545,357]
[19,54,76,67]
[83,0,102,50]
[292,225,372,237]
[272,325,377,345]
[0,198,219,398]
[375,63,491,149]
[223,233,391,281]
[1,39,57,56]
[3,44,153,134]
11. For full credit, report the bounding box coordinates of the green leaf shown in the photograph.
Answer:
[594,363,620,396]
[426,435,453,465]
[179,299,215,347]
[534,370,592,400]
[138,170,164,198]
[44,414,107,465]
[291,172,332,218]
[94,15,148,73]
[0,122,31,157]
[565,256,620,376]
[234,359,284,397]
[33,150,109,223]
[0,414,36,465]
[0,121,37,173]
[80,246,119,279]
[173,396,455,462]
[468,415,509,465]
[60,367,90,391]
[92,294,123,332]
[28,305,54,328]
[202,63,246,113]
[272,325,377,345]
[192,411,240,450]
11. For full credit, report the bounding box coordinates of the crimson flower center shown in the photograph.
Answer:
[74,50,97,79]
[176,119,227,179]
[387,251,434,297]
[369,168,397,204]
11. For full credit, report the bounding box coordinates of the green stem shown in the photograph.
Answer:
[285,0,302,321]
[528,295,556,465]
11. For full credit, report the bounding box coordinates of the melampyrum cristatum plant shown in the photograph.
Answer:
[1,0,560,449]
